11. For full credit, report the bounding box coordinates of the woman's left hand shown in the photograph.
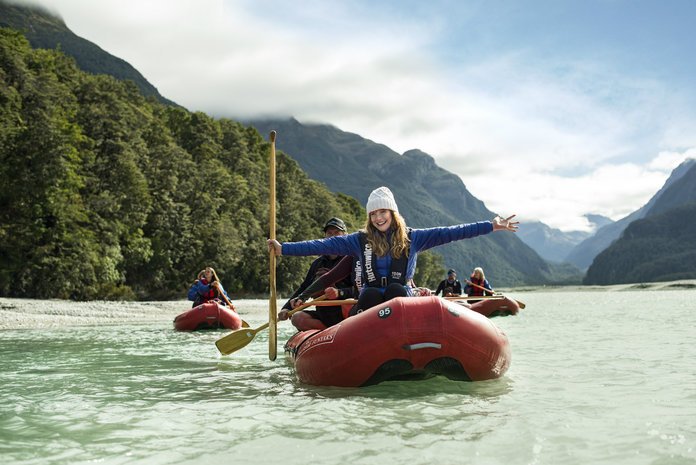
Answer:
[492,214,519,232]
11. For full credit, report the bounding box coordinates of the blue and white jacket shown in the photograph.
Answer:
[281,221,493,293]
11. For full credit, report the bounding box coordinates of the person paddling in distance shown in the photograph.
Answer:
[435,269,463,297]
[464,266,493,299]
[278,217,352,331]
[187,266,230,307]
[267,186,519,315]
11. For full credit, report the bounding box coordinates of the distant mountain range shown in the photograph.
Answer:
[584,160,696,284]
[516,214,613,263]
[565,158,696,270]
[0,0,176,106]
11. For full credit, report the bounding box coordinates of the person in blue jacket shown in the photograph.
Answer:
[187,266,229,307]
[267,186,518,315]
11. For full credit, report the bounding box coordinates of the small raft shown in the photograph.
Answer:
[284,296,511,387]
[465,296,520,317]
[173,301,243,331]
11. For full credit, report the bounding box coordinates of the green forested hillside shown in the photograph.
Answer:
[0,29,369,300]
[0,1,175,105]
[584,202,696,284]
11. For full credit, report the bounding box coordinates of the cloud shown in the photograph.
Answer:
[25,0,696,232]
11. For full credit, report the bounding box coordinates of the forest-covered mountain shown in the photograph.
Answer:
[0,0,175,106]
[247,118,582,286]
[566,158,696,270]
[584,203,696,284]
[584,162,696,284]
[0,28,369,300]
[516,214,613,263]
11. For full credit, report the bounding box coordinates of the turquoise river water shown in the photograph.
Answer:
[1,289,695,465]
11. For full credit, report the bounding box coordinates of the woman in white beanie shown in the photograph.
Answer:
[268,186,518,314]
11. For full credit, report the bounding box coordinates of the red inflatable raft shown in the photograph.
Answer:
[465,296,520,317]
[284,296,511,387]
[173,301,243,331]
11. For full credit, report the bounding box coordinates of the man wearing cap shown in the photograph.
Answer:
[435,269,463,297]
[278,217,352,330]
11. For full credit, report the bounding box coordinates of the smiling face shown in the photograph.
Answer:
[204,268,213,282]
[369,209,392,233]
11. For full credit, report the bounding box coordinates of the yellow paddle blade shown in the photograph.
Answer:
[215,323,269,356]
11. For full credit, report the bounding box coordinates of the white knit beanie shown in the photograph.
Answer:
[366,186,398,214]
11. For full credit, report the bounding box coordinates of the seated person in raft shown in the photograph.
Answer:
[463,266,493,301]
[278,217,353,331]
[187,266,230,307]
[435,269,463,297]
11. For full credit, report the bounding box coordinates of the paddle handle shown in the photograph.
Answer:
[269,130,278,360]
[466,280,495,294]
[442,295,503,301]
[287,294,328,316]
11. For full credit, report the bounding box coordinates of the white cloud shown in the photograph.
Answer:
[22,0,696,232]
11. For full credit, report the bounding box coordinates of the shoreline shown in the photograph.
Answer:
[498,279,696,293]
[1,280,694,331]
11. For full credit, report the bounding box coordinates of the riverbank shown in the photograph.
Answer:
[1,279,694,330]
[500,279,696,293]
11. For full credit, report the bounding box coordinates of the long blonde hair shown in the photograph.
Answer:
[472,267,485,280]
[364,210,410,258]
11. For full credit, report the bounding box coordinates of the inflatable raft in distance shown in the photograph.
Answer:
[173,301,243,331]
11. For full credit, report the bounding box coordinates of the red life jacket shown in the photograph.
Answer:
[468,277,490,296]
[199,279,217,302]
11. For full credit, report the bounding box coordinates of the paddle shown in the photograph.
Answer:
[210,269,249,328]
[268,130,278,361]
[215,295,329,356]
[465,280,526,309]
[442,295,504,301]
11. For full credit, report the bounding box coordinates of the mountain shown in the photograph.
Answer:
[247,118,582,286]
[516,221,592,263]
[584,203,696,284]
[646,162,696,217]
[584,214,614,230]
[0,0,176,106]
[584,161,696,284]
[516,214,613,263]
[565,158,696,270]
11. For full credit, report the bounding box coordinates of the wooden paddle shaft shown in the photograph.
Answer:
[466,280,494,294]
[268,130,278,361]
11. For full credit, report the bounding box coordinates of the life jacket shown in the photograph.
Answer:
[357,230,410,288]
[193,278,218,306]
[468,277,489,296]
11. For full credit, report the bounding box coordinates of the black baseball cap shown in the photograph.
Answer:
[323,217,347,232]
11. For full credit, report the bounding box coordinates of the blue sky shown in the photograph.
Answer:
[24,0,696,231]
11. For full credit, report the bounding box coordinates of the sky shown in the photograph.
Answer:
[17,0,696,231]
